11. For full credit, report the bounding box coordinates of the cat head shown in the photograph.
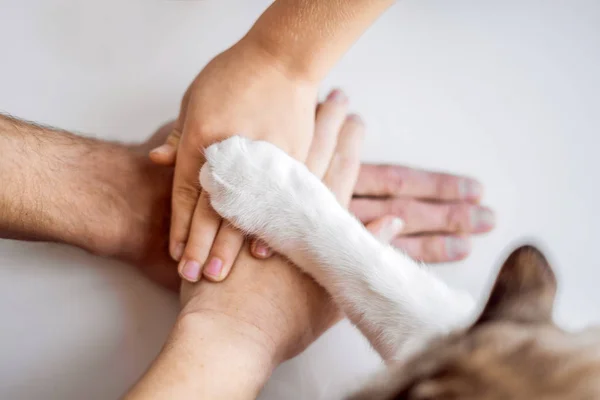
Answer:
[351,245,600,400]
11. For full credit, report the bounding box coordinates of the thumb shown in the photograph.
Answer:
[149,86,192,165]
[149,126,182,165]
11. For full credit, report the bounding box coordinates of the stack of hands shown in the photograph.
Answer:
[0,1,495,398]
[0,92,494,399]
[139,91,494,291]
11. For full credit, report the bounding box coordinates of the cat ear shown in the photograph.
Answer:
[474,245,557,326]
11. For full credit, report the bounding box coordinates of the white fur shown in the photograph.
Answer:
[200,136,476,361]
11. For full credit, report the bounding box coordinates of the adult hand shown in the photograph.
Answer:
[126,90,397,400]
[149,38,319,284]
[249,110,496,264]
[349,165,495,263]
[123,89,347,291]
[176,94,414,362]
[138,91,495,290]
[177,96,377,361]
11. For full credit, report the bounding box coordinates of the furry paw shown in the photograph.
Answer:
[200,136,330,241]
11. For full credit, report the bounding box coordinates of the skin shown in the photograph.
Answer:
[127,102,368,400]
[0,95,494,292]
[149,0,397,284]
[0,98,493,397]
[151,88,494,283]
[0,107,379,399]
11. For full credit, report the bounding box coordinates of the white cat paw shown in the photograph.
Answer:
[200,136,309,236]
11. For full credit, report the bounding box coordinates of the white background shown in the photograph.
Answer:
[1,0,599,398]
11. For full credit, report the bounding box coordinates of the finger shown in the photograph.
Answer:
[354,164,483,202]
[349,198,495,234]
[247,90,352,262]
[364,216,405,244]
[391,235,471,263]
[305,89,349,177]
[168,134,206,259]
[149,127,182,165]
[143,120,176,151]
[149,87,192,165]
[323,114,365,207]
[202,223,246,282]
[249,238,274,259]
[177,191,220,282]
[247,90,351,262]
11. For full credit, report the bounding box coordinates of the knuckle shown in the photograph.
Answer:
[187,119,219,140]
[211,236,244,258]
[173,184,200,204]
[435,177,455,199]
[445,205,471,232]
[381,165,403,194]
[389,198,412,219]
[182,241,212,261]
[422,238,445,261]
[167,129,183,143]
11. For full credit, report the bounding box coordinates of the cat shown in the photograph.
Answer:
[200,136,600,399]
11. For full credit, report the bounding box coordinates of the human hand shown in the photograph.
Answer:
[248,122,496,264]
[130,93,494,291]
[127,94,386,400]
[149,38,319,284]
[348,165,495,263]
[178,95,396,364]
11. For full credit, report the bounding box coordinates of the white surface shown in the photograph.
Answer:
[0,0,599,398]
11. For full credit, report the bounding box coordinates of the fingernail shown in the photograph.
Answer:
[470,208,495,230]
[150,143,173,155]
[254,241,271,258]
[389,217,404,235]
[171,242,184,261]
[203,257,223,279]
[459,179,482,199]
[347,113,363,124]
[446,237,470,259]
[180,260,201,282]
[379,217,404,243]
[326,89,347,103]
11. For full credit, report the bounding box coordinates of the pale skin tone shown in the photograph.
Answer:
[0,95,494,397]
[127,107,369,400]
[0,93,493,292]
[149,0,400,284]
[0,108,368,398]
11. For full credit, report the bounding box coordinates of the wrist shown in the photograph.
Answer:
[242,0,394,83]
[176,311,278,394]
[179,300,280,365]
[47,142,158,259]
[0,114,168,261]
[177,310,278,368]
[127,311,276,400]
[239,31,323,84]
[179,252,341,363]
[98,148,172,262]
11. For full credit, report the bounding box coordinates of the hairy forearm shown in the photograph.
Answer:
[246,0,395,81]
[125,312,275,400]
[0,114,163,258]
